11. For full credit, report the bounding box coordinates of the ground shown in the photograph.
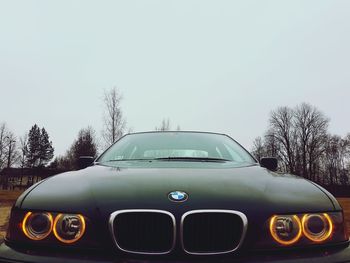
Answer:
[0,190,24,241]
[0,190,349,242]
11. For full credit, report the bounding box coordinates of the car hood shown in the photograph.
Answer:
[18,164,337,220]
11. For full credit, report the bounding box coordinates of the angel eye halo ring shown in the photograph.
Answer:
[301,213,333,242]
[269,215,302,245]
[22,212,53,241]
[53,213,86,244]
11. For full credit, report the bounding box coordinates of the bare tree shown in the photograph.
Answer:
[294,103,329,180]
[102,87,126,147]
[155,118,171,131]
[19,133,28,168]
[322,134,350,185]
[251,136,265,162]
[0,123,10,169]
[0,125,18,190]
[268,106,297,173]
[4,131,18,168]
[16,133,28,186]
[323,135,341,185]
[0,123,18,169]
[341,134,350,185]
[251,103,345,185]
[263,129,280,158]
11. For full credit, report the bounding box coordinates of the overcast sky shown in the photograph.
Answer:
[0,0,349,157]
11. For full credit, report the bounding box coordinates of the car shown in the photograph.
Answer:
[0,131,349,263]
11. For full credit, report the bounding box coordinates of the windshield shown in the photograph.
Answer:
[97,132,257,164]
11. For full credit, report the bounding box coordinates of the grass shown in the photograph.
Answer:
[0,190,24,204]
[0,190,23,241]
[0,190,349,242]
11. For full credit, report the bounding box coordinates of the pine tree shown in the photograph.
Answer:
[73,127,98,162]
[27,124,41,167]
[39,128,54,166]
[26,125,54,167]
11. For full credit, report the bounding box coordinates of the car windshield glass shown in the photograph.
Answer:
[97,132,257,164]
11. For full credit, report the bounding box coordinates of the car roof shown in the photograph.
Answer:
[125,130,229,137]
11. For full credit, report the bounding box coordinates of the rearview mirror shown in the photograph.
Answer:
[78,156,95,169]
[260,157,278,171]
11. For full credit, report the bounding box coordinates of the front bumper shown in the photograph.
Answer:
[0,241,350,263]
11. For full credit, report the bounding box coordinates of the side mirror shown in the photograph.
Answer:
[78,156,95,169]
[260,157,278,171]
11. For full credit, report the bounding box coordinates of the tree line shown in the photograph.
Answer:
[0,88,126,171]
[0,123,54,170]
[2,96,348,187]
[251,102,350,186]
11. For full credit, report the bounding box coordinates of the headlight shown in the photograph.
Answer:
[6,209,88,246]
[22,212,53,241]
[53,214,86,244]
[269,215,302,245]
[268,212,346,247]
[302,213,333,242]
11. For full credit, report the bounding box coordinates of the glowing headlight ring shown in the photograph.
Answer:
[22,212,53,241]
[53,214,86,244]
[302,213,333,242]
[270,215,302,246]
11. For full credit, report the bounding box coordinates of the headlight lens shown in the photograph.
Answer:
[269,215,302,245]
[302,213,333,242]
[53,214,86,244]
[22,212,53,241]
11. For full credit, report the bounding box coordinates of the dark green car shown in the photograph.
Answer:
[1,131,349,262]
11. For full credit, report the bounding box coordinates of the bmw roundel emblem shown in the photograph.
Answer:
[168,191,188,202]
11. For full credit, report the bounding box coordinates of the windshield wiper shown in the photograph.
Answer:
[104,158,156,162]
[103,157,231,163]
[154,157,230,162]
